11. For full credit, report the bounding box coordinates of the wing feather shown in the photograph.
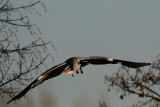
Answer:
[81,56,150,68]
[112,59,151,68]
[7,62,68,104]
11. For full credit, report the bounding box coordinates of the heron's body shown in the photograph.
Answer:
[7,56,151,104]
[65,57,82,76]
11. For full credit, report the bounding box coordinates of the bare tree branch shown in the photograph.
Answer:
[105,55,160,107]
[0,0,55,102]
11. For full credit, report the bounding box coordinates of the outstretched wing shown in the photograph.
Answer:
[7,62,68,104]
[81,56,151,68]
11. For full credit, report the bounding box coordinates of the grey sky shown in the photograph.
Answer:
[7,0,160,107]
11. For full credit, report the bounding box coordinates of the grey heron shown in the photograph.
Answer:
[7,56,150,104]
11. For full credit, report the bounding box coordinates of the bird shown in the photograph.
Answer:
[7,56,151,104]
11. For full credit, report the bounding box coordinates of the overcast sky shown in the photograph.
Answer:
[6,0,160,107]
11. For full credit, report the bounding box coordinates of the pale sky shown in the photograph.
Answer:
[6,0,160,107]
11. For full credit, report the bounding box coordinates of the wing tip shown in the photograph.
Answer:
[7,99,14,104]
[134,62,151,68]
[142,62,151,66]
[147,63,151,65]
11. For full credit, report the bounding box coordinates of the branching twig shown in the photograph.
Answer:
[105,55,160,107]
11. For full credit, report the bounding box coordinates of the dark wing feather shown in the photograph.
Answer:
[112,59,151,68]
[81,56,111,65]
[81,56,151,68]
[7,62,68,104]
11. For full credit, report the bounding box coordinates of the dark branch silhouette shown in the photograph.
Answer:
[0,0,54,102]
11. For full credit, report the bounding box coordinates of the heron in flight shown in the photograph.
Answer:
[7,56,151,104]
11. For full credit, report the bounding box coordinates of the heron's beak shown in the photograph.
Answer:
[62,70,70,74]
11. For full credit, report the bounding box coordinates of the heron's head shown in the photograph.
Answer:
[62,70,74,75]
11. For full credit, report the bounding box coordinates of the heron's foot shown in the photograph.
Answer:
[81,71,83,74]
[80,68,83,74]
